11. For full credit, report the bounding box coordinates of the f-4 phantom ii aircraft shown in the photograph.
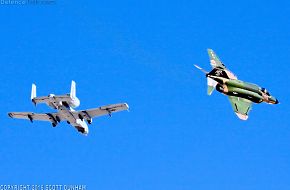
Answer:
[194,49,278,120]
[8,81,129,135]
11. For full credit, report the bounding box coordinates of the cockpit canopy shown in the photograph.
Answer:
[261,87,270,96]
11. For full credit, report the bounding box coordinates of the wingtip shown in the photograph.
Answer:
[236,113,248,120]
[124,103,129,110]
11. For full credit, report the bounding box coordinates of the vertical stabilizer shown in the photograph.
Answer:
[31,84,36,100]
[207,78,217,95]
[207,49,226,69]
[70,80,76,98]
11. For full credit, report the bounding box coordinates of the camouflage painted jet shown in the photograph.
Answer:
[194,49,278,120]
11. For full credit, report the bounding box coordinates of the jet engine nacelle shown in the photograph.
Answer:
[69,97,80,108]
[46,113,58,127]
[78,113,92,124]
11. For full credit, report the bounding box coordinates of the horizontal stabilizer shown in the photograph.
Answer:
[207,77,217,95]
[194,64,208,74]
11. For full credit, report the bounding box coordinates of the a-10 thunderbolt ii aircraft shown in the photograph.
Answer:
[8,81,129,135]
[194,49,278,120]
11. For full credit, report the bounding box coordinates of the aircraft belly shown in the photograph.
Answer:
[58,107,76,124]
[59,110,88,135]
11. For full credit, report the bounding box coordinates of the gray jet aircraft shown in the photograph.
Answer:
[8,81,129,135]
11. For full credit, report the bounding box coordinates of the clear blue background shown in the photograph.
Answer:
[0,0,289,189]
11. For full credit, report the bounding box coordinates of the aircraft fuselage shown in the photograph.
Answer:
[57,104,89,134]
[208,74,278,104]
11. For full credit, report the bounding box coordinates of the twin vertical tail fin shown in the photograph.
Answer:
[31,84,36,105]
[30,81,77,105]
[70,80,76,99]
[194,64,217,96]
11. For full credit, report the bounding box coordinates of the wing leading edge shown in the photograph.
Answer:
[8,112,63,123]
[228,96,252,120]
[8,103,128,124]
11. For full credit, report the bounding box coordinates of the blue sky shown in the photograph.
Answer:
[0,0,290,189]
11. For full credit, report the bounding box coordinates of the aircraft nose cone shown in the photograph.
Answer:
[275,99,279,104]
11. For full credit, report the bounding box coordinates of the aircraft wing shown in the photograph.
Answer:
[228,96,252,120]
[8,112,64,123]
[207,49,226,69]
[72,103,129,119]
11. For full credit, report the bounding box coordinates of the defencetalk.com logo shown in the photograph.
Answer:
[0,0,56,5]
